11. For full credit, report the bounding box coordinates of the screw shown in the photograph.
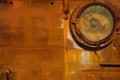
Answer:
[116,28,120,35]
[114,43,118,47]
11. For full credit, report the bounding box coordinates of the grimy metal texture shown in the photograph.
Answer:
[0,0,120,80]
[0,73,7,80]
[0,0,65,80]
[69,2,116,51]
[78,4,114,42]
[67,0,120,64]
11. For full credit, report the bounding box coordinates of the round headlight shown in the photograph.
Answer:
[70,3,116,50]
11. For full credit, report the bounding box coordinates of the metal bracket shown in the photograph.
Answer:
[63,0,69,20]
[0,69,11,80]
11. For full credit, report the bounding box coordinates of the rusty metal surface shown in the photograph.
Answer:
[0,0,65,80]
[0,0,64,47]
[69,70,120,80]
[78,5,114,42]
[0,73,7,80]
[0,0,120,80]
[0,47,65,80]
[67,0,120,64]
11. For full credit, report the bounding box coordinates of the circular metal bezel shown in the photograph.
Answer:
[69,2,116,51]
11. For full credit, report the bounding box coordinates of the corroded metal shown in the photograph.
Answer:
[69,2,116,50]
[0,0,120,80]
